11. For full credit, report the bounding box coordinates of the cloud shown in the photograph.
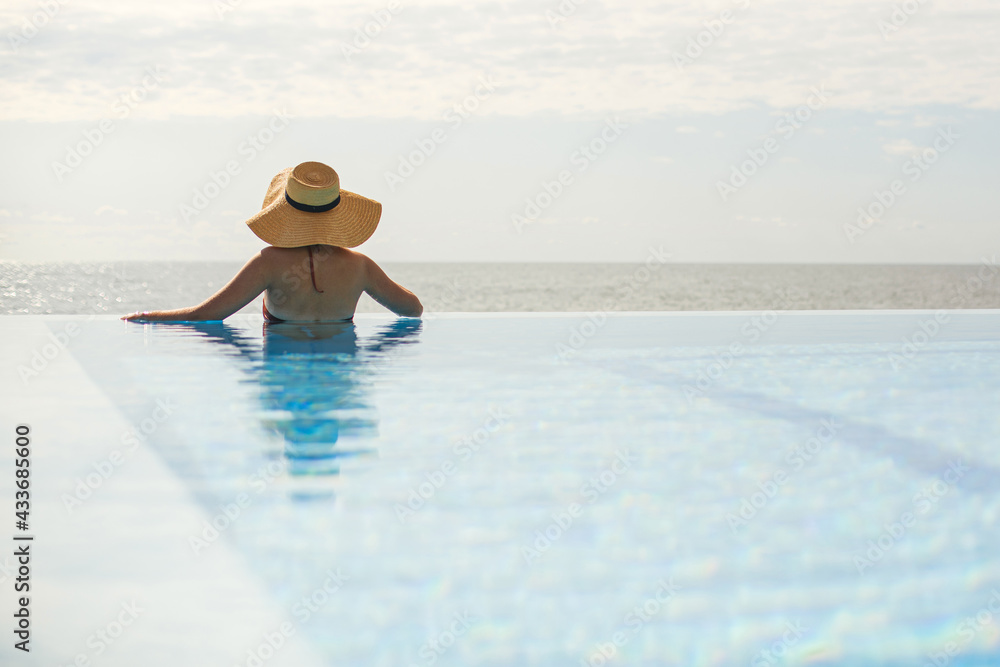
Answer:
[29,212,75,223]
[896,219,927,231]
[94,205,128,216]
[1,0,998,121]
[881,138,920,156]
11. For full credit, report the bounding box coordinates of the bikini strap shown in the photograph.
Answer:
[262,300,285,323]
[308,245,324,293]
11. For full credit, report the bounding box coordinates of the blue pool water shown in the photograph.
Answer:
[3,311,1000,666]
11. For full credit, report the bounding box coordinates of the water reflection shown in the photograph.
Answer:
[182,319,422,476]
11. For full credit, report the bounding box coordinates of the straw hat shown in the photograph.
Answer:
[245,161,382,248]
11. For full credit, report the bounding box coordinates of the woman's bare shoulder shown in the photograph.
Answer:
[258,245,368,276]
[335,246,368,261]
[259,246,299,261]
[326,246,371,271]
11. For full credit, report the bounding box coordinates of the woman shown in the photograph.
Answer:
[122,161,422,322]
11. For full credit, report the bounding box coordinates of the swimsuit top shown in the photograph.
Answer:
[263,245,324,323]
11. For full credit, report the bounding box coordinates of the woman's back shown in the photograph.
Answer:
[262,245,421,322]
[262,245,366,322]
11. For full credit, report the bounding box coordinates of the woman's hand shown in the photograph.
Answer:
[121,310,187,322]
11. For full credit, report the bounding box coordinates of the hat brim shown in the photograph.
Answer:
[245,168,382,248]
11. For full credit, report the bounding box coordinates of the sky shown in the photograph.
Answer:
[0,0,998,262]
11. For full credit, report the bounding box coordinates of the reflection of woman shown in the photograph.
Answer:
[123,161,422,322]
[186,318,422,476]
[260,322,372,475]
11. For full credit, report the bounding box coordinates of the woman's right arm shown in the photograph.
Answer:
[363,255,423,317]
[122,252,270,322]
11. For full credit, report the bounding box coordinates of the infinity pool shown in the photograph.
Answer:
[3,311,1000,666]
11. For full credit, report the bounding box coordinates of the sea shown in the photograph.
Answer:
[2,261,1000,315]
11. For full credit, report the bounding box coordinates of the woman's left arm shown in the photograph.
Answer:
[122,252,271,322]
